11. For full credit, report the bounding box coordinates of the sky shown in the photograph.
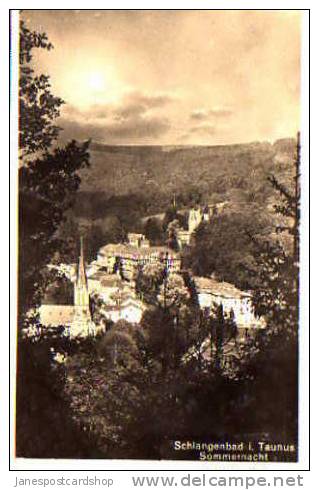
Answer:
[22,10,301,146]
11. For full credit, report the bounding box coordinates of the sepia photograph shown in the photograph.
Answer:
[11,9,307,465]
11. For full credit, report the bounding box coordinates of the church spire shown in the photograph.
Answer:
[173,192,177,209]
[77,236,87,287]
[73,236,92,336]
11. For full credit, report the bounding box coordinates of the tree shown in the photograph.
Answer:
[19,21,63,158]
[188,210,271,290]
[250,133,300,335]
[79,222,107,262]
[54,214,80,263]
[101,215,127,244]
[16,330,103,458]
[143,217,164,244]
[208,304,237,371]
[19,141,90,319]
[18,20,90,321]
[17,19,92,458]
[62,276,243,459]
[135,263,166,304]
[89,293,113,331]
[166,219,180,251]
[98,322,139,368]
[43,274,73,305]
[158,273,190,311]
[64,298,201,457]
[230,134,301,444]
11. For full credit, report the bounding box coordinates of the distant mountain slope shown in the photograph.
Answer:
[71,139,296,222]
[79,140,295,196]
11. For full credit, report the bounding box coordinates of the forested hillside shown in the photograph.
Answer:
[59,138,296,262]
[74,138,295,216]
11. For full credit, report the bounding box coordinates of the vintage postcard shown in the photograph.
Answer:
[10,9,309,468]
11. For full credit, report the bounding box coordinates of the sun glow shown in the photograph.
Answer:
[59,61,125,110]
[87,71,105,92]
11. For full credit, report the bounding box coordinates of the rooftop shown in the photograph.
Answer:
[100,276,125,288]
[194,276,251,299]
[39,304,74,326]
[102,297,145,312]
[128,233,145,239]
[99,243,180,258]
[89,270,110,280]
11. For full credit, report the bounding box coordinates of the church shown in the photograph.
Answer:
[38,239,98,338]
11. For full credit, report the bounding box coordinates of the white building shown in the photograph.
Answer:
[194,275,265,337]
[101,297,146,324]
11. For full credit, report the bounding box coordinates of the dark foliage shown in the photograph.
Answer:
[19,141,90,318]
[17,20,92,457]
[186,209,271,290]
[19,21,64,157]
[143,217,164,244]
[230,135,301,446]
[63,293,242,459]
[16,336,103,458]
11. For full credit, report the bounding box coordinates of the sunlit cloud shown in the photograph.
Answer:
[190,108,234,121]
[24,10,301,145]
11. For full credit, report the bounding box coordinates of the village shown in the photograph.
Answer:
[36,202,265,352]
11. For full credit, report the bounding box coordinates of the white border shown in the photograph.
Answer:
[10,8,19,473]
[7,5,310,472]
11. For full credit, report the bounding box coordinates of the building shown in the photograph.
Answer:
[97,243,181,280]
[101,296,146,324]
[175,229,193,249]
[194,275,265,338]
[89,273,146,324]
[87,262,146,324]
[175,204,228,250]
[37,304,75,331]
[192,275,265,367]
[38,239,97,338]
[175,208,199,249]
[88,271,135,302]
[37,235,155,335]
[188,208,203,233]
[127,233,150,248]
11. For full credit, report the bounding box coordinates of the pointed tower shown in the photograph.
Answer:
[73,237,92,337]
[172,192,177,210]
[188,208,203,234]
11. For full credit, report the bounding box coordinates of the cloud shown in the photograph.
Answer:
[25,10,300,144]
[190,108,233,121]
[63,91,174,121]
[190,111,208,121]
[59,115,170,144]
[209,109,233,118]
[59,90,174,143]
[123,92,173,109]
[105,116,170,140]
[188,124,216,136]
[113,92,174,121]
[114,103,145,121]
